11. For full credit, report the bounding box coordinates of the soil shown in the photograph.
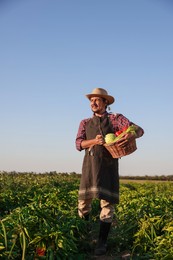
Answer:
[83,220,132,260]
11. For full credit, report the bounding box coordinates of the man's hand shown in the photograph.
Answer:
[116,132,136,148]
[95,134,105,145]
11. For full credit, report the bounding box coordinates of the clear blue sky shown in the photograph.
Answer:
[0,0,173,176]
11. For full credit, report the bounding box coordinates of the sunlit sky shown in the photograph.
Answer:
[0,0,173,176]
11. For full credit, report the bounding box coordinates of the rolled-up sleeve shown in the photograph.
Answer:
[109,113,131,131]
[75,119,88,151]
[110,113,144,136]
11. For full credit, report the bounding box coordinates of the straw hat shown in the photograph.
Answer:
[86,88,115,105]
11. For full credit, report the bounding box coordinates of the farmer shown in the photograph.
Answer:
[75,88,144,255]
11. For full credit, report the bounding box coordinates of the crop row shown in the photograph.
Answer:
[0,173,173,259]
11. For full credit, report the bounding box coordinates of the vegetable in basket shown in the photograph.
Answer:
[104,133,116,144]
[105,125,137,144]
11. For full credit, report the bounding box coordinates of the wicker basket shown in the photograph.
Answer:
[104,139,137,158]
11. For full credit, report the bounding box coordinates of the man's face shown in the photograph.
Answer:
[90,97,107,114]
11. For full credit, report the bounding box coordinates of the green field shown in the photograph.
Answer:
[0,172,173,259]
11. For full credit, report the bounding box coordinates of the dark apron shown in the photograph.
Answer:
[78,114,119,204]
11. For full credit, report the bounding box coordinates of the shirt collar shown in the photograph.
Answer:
[93,111,108,117]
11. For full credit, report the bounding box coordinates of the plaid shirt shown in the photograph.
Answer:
[75,112,133,151]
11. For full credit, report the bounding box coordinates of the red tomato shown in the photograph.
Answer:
[36,247,46,256]
[115,130,123,136]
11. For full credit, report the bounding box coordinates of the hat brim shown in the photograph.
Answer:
[86,94,115,105]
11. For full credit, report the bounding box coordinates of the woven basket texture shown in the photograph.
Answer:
[104,139,137,158]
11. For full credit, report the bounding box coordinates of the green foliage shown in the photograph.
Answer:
[113,182,173,259]
[0,173,86,259]
[0,172,173,259]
